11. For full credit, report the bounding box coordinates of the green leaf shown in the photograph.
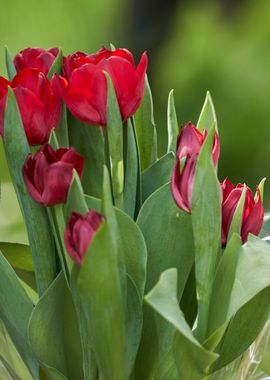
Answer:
[5,46,16,80]
[257,177,266,202]
[4,89,57,296]
[135,183,194,379]
[142,152,174,202]
[197,91,218,132]
[104,72,124,208]
[227,189,246,242]
[133,76,158,171]
[55,104,69,147]
[0,251,38,379]
[39,365,68,380]
[0,242,33,271]
[66,170,88,217]
[68,115,105,198]
[191,126,221,342]
[145,269,218,380]
[123,119,138,219]
[47,48,63,79]
[28,272,83,379]
[167,89,179,153]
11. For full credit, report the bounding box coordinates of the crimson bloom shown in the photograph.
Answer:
[14,47,59,75]
[23,144,84,207]
[0,69,61,145]
[221,178,264,245]
[64,210,103,265]
[171,123,220,213]
[59,46,148,126]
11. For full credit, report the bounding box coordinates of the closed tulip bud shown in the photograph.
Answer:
[171,123,220,213]
[0,69,61,146]
[64,210,103,265]
[58,46,148,126]
[14,47,59,75]
[23,144,84,207]
[221,178,264,245]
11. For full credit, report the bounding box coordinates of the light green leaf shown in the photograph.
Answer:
[134,76,158,171]
[28,272,83,379]
[0,242,33,271]
[104,72,124,209]
[47,48,63,80]
[191,126,221,342]
[0,251,38,379]
[5,46,16,80]
[197,91,218,132]
[145,269,218,380]
[142,152,174,202]
[167,89,179,153]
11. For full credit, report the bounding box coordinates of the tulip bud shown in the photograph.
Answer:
[23,144,84,207]
[14,47,59,75]
[59,46,148,126]
[64,210,103,265]
[221,178,264,245]
[171,123,220,213]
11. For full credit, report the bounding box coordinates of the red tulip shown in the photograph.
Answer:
[0,69,61,145]
[171,123,220,213]
[14,47,59,75]
[23,143,84,206]
[64,210,103,265]
[0,77,9,137]
[59,46,148,126]
[221,178,264,245]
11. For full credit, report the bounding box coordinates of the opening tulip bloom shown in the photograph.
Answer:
[221,178,264,245]
[171,123,220,213]
[0,69,61,146]
[58,46,148,126]
[23,144,84,207]
[64,210,103,265]
[14,47,59,75]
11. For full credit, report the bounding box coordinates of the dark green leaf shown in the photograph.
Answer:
[4,89,57,296]
[133,76,158,171]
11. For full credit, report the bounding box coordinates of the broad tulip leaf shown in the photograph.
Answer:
[123,119,139,219]
[104,72,124,208]
[0,242,33,271]
[145,269,218,380]
[66,171,88,217]
[4,89,57,296]
[47,48,63,79]
[28,272,83,379]
[197,91,218,132]
[191,126,221,342]
[39,365,68,380]
[167,89,179,153]
[5,46,16,80]
[134,76,158,171]
[135,183,194,379]
[0,251,38,379]
[142,153,174,202]
[68,115,105,198]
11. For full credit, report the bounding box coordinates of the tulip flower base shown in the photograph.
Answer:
[0,46,270,380]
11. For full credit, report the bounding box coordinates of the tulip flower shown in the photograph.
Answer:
[23,144,84,206]
[221,178,264,245]
[64,210,103,265]
[14,47,59,75]
[171,123,220,213]
[58,46,148,126]
[0,69,61,145]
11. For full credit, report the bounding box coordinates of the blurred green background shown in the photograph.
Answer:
[0,0,270,213]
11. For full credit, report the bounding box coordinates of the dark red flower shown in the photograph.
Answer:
[64,210,103,265]
[171,123,220,213]
[23,143,84,206]
[59,46,148,126]
[0,77,9,137]
[0,69,61,146]
[221,178,264,245]
[14,47,59,75]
